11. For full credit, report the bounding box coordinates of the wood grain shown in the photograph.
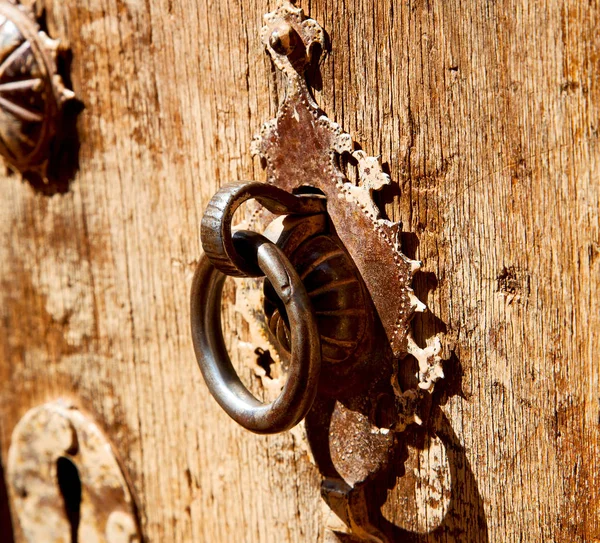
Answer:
[0,0,598,541]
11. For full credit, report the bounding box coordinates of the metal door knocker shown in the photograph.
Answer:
[192,183,323,433]
[191,2,444,541]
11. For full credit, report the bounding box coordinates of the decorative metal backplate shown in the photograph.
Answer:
[6,400,141,543]
[251,2,442,386]
[0,0,74,177]
[245,3,445,541]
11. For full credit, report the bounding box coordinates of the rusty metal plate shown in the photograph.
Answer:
[252,2,431,364]
[6,400,141,543]
[193,2,448,541]
[249,3,445,540]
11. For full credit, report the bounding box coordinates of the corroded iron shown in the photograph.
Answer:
[193,190,322,432]
[191,2,445,541]
[6,400,141,543]
[262,211,381,400]
[263,215,370,367]
[0,1,74,177]
[252,2,425,362]
[251,6,444,538]
[200,181,326,277]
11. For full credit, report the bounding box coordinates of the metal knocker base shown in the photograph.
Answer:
[190,2,444,540]
[190,230,321,434]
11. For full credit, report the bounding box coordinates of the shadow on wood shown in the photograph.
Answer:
[0,434,14,543]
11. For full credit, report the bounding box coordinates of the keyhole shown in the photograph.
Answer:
[56,456,81,543]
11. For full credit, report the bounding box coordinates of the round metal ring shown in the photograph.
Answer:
[200,181,326,278]
[190,230,321,434]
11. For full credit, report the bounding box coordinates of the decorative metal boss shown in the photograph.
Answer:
[0,1,75,177]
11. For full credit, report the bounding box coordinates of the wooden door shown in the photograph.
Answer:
[1,0,598,541]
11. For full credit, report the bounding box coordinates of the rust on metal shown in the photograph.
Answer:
[251,7,445,539]
[192,1,445,541]
[0,0,75,178]
[252,2,423,360]
[6,400,141,543]
[194,191,323,433]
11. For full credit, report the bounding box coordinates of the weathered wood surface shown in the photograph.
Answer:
[0,0,598,541]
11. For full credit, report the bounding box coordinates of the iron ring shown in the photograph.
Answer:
[190,230,321,434]
[200,181,326,278]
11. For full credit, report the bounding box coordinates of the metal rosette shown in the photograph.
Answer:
[0,1,74,177]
